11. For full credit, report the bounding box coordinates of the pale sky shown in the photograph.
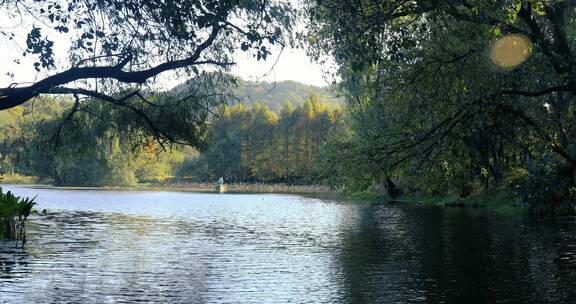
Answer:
[1,46,331,88]
[0,28,331,89]
[232,47,330,87]
[0,3,333,89]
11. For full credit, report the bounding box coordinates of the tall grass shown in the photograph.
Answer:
[0,173,38,184]
[0,187,36,245]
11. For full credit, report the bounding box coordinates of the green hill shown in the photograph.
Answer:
[233,79,340,111]
[171,77,341,111]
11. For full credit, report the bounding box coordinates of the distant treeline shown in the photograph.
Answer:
[0,91,342,186]
[181,95,344,183]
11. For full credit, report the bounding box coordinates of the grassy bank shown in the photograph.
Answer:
[330,190,531,216]
[21,182,336,195]
[145,182,335,194]
[412,191,529,216]
[0,173,38,184]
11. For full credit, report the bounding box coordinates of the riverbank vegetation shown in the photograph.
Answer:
[0,187,35,244]
[2,0,576,216]
[0,81,342,187]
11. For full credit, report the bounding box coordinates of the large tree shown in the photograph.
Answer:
[0,0,295,146]
[308,0,576,205]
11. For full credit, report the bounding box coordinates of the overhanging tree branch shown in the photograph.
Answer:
[501,85,570,97]
[372,85,573,170]
[0,26,227,111]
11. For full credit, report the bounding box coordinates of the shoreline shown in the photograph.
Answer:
[5,182,573,217]
[2,182,337,195]
[320,191,533,216]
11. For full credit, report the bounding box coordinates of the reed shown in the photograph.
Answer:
[0,187,36,246]
[157,182,336,194]
[0,173,38,184]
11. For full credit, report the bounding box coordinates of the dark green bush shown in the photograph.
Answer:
[512,161,575,217]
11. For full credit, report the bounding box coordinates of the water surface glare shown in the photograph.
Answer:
[0,185,575,303]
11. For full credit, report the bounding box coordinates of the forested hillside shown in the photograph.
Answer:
[233,80,340,111]
[173,78,341,111]
[180,95,343,183]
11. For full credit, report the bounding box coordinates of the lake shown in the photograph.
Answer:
[0,184,575,303]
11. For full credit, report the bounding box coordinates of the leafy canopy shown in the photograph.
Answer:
[0,0,296,148]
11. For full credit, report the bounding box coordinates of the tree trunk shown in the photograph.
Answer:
[384,176,402,199]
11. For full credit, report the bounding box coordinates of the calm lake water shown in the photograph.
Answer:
[0,185,575,303]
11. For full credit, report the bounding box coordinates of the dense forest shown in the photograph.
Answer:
[182,96,343,183]
[0,81,342,186]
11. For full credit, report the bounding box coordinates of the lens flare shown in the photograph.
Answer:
[489,34,532,70]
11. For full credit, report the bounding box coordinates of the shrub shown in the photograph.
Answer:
[513,161,575,216]
[0,187,36,244]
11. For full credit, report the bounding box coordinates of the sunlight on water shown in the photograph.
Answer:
[489,34,532,70]
[0,185,575,303]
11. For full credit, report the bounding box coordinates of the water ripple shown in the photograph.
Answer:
[0,185,575,303]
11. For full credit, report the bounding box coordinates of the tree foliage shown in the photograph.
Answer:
[179,94,344,183]
[0,0,296,149]
[0,86,341,186]
[307,0,576,211]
